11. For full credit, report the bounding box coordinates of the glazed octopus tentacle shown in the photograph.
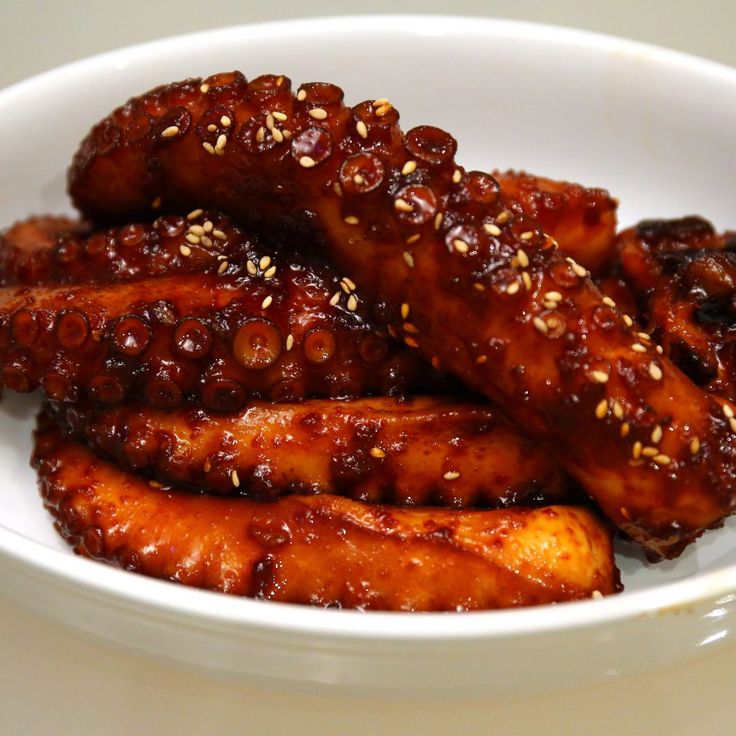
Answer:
[0,272,439,409]
[615,217,736,399]
[492,170,618,275]
[34,415,618,610]
[52,396,570,507]
[69,72,736,558]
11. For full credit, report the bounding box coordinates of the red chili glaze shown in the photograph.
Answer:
[68,72,736,558]
[34,413,618,611]
[52,396,570,506]
[615,217,736,400]
[0,270,444,410]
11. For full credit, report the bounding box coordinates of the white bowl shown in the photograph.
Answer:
[1,15,736,696]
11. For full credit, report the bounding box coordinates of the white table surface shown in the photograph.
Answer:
[1,2,735,734]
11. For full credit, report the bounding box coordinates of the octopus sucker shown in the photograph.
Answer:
[51,396,570,506]
[0,271,441,408]
[33,413,618,611]
[67,72,736,558]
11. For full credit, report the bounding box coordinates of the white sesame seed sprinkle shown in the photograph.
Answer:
[653,454,671,466]
[595,399,608,419]
[200,83,210,93]
[591,370,609,384]
[633,441,642,459]
[356,120,368,139]
[496,210,511,224]
[272,111,287,121]
[343,277,356,291]
[179,244,192,257]
[620,422,630,437]
[506,281,520,295]
[372,98,390,108]
[452,169,462,184]
[299,156,316,168]
[207,124,217,133]
[230,470,240,487]
[453,239,469,253]
[202,141,215,155]
[690,437,701,455]
[189,224,205,236]
[723,404,734,419]
[259,257,271,271]
[217,260,229,275]
[272,127,284,143]
[649,363,663,381]
[651,425,663,444]
[203,220,213,233]
[402,251,414,268]
[344,215,360,225]
[642,446,658,458]
[347,295,358,312]
[264,266,277,279]
[544,291,563,302]
[309,107,328,120]
[623,314,634,327]
[533,317,548,335]
[401,303,410,319]
[255,126,265,143]
[185,233,200,245]
[329,292,340,307]
[402,160,417,175]
[613,401,624,420]
[631,343,647,353]
[406,233,421,244]
[353,174,364,185]
[297,89,307,101]
[394,199,413,213]
[484,223,502,237]
[286,334,295,351]
[434,212,444,230]
[215,134,227,153]
[266,113,275,130]
[370,447,386,459]
[220,115,232,127]
[519,231,534,241]
[602,296,617,308]
[521,272,532,290]
[516,249,530,268]
[246,261,257,276]
[212,229,227,241]
[592,590,604,600]
[443,471,460,480]
[261,295,273,310]
[161,125,180,138]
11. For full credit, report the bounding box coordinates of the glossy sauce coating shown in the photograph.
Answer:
[54,396,569,506]
[0,271,437,409]
[493,169,617,275]
[34,415,618,611]
[68,72,736,558]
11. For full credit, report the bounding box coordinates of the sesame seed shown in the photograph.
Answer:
[406,233,421,244]
[653,454,671,466]
[590,370,609,384]
[264,266,277,279]
[203,459,211,473]
[215,134,227,153]
[271,127,284,143]
[259,256,271,271]
[203,220,213,233]
[394,199,413,213]
[200,83,210,93]
[656,345,664,354]
[648,363,663,381]
[401,303,410,319]
[230,470,240,487]
[353,174,364,185]
[544,291,562,302]
[372,98,390,108]
[217,260,229,275]
[201,236,213,249]
[434,212,444,230]
[506,281,520,295]
[272,111,287,121]
[370,447,386,459]
[519,231,534,241]
[452,169,462,184]
[356,120,368,139]
[592,590,603,600]
[189,224,205,236]
[443,470,460,480]
[476,355,488,364]
[185,233,200,245]
[730,417,736,433]
[299,156,316,168]
[202,141,216,155]
[723,404,734,419]
[265,113,275,130]
[602,296,617,308]
[638,332,652,342]
[255,126,265,143]
[329,292,340,306]
[651,425,663,444]
[453,239,469,253]
[218,115,231,128]
[496,210,511,224]
[212,229,227,241]
[375,104,392,117]
[484,223,502,237]
[309,107,328,120]
[403,323,419,334]
[612,400,624,419]
[690,437,701,455]
[261,295,273,310]
[333,182,343,196]
[340,281,351,294]
[402,160,417,175]
[179,244,192,257]
[343,277,357,291]
[347,295,358,312]
[521,272,532,290]
[642,447,658,458]
[595,399,608,419]
[631,343,647,353]
[516,249,530,268]
[151,196,162,209]
[566,258,587,278]
[402,251,414,268]
[344,215,360,225]
[207,124,217,133]
[473,283,485,292]
[286,334,295,351]
[297,89,307,101]
[161,125,179,138]
[246,261,257,276]
[623,314,634,327]
[632,441,642,458]
[404,336,419,348]
[620,422,630,437]
[533,317,548,335]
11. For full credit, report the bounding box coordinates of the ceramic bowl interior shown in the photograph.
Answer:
[1,15,735,694]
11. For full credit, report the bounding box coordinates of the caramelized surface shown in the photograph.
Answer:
[54,396,569,506]
[34,414,618,611]
[68,72,736,558]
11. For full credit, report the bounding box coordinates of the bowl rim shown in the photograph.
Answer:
[1,13,736,644]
